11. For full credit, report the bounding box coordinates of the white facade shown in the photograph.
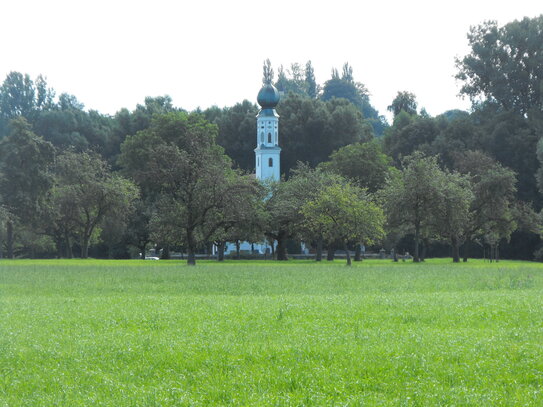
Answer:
[254,113,281,181]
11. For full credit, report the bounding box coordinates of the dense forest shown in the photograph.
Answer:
[0,15,542,264]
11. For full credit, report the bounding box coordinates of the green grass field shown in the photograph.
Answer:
[1,259,542,406]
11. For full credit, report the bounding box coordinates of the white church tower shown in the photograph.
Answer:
[255,82,281,180]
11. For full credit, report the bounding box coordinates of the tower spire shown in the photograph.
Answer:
[254,73,281,181]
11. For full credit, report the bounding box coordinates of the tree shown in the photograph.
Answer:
[206,176,266,261]
[387,91,418,116]
[301,183,384,266]
[278,94,371,175]
[319,141,393,193]
[203,100,258,172]
[0,72,36,119]
[275,64,307,96]
[0,72,55,138]
[321,63,386,136]
[263,59,274,85]
[430,115,481,169]
[0,117,54,258]
[475,110,540,205]
[384,115,440,163]
[432,170,474,262]
[381,153,444,262]
[269,164,348,261]
[456,16,543,116]
[50,150,138,258]
[109,96,179,163]
[305,61,319,99]
[454,151,518,260]
[119,112,241,265]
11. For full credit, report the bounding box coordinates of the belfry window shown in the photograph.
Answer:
[269,158,273,167]
[268,133,272,143]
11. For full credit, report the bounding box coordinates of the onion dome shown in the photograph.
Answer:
[257,83,280,109]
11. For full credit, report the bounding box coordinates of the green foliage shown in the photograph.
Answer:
[432,170,474,262]
[0,72,39,119]
[262,59,274,85]
[387,91,418,116]
[0,117,55,257]
[203,100,258,172]
[454,150,518,248]
[274,61,321,99]
[456,15,543,115]
[384,115,440,163]
[0,118,55,217]
[278,94,371,175]
[301,183,385,265]
[119,112,249,265]
[50,150,139,258]
[321,63,386,136]
[320,141,393,192]
[381,153,446,261]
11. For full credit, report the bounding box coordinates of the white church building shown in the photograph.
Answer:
[254,82,281,181]
[222,82,282,256]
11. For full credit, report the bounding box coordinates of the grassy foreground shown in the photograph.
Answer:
[0,259,542,406]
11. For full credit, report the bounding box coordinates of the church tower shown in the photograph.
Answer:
[255,82,281,181]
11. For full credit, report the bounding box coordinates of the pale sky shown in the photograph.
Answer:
[1,0,541,122]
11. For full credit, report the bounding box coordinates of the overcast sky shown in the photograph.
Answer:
[1,0,541,121]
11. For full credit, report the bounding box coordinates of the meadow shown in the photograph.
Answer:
[0,259,542,406]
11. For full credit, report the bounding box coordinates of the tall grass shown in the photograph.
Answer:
[0,259,542,405]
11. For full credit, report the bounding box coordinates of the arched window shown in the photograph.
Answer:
[257,157,260,167]
[260,132,264,143]
[269,158,273,167]
[267,132,272,143]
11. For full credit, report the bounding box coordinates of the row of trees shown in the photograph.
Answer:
[0,15,541,263]
[0,110,531,265]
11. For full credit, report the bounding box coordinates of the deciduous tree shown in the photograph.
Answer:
[301,183,384,266]
[0,117,54,258]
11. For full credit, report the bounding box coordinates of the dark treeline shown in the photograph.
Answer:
[0,15,542,264]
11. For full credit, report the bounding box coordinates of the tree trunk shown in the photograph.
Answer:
[205,241,213,259]
[66,234,73,259]
[327,247,335,261]
[315,238,323,262]
[0,226,4,259]
[55,237,62,259]
[413,226,420,262]
[217,241,225,262]
[496,243,500,263]
[393,248,398,262]
[161,246,171,260]
[139,244,146,259]
[462,240,469,262]
[81,237,89,259]
[187,229,196,266]
[421,238,429,262]
[451,236,460,263]
[235,240,240,260]
[344,242,352,266]
[354,244,362,262]
[7,221,13,259]
[276,233,288,261]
